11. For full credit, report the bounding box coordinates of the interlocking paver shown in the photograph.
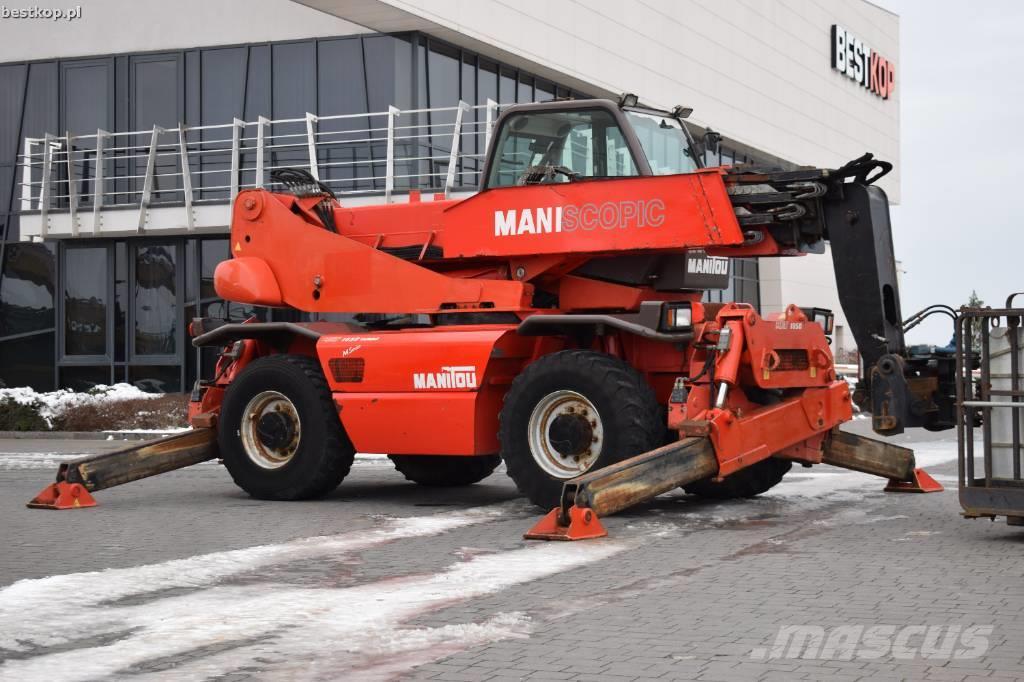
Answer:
[1,424,1022,681]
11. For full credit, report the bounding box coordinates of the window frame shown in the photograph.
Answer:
[480,99,654,190]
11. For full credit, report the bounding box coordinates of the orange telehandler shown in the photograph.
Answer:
[30,96,954,538]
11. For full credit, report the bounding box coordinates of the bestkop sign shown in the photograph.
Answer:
[831,24,895,99]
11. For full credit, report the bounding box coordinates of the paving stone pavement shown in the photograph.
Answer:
[0,423,1022,681]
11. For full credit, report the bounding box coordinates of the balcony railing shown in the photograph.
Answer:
[17,100,501,239]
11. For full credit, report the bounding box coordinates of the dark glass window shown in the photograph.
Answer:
[64,245,108,356]
[129,365,180,393]
[517,75,533,104]
[200,239,228,300]
[0,332,55,391]
[114,242,127,362]
[427,42,459,189]
[59,365,110,392]
[0,242,55,337]
[134,244,177,356]
[487,109,638,188]
[131,55,182,202]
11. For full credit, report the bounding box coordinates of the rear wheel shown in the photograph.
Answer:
[388,454,501,486]
[683,386,791,499]
[219,354,355,500]
[683,457,792,499]
[498,350,662,509]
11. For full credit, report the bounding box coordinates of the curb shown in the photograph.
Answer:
[0,431,183,441]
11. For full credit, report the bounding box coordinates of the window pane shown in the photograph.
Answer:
[200,239,228,300]
[129,365,180,393]
[487,108,638,187]
[499,68,515,105]
[625,111,699,175]
[317,38,368,192]
[114,241,127,362]
[0,242,55,338]
[517,75,533,103]
[0,332,54,391]
[131,56,181,203]
[427,42,459,189]
[134,244,177,356]
[64,245,107,356]
[60,365,110,392]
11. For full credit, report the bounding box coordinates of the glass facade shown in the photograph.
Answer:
[0,31,760,392]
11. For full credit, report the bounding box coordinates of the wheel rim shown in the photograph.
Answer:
[240,390,301,470]
[527,390,604,479]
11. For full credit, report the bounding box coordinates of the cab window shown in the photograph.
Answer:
[625,110,699,175]
[487,108,639,188]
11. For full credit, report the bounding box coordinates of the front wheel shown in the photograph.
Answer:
[219,354,355,500]
[498,350,663,509]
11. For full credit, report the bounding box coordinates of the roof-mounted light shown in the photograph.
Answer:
[619,92,639,108]
[671,105,693,119]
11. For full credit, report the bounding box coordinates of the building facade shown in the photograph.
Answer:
[0,0,899,392]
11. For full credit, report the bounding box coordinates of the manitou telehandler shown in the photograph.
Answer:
[30,95,957,539]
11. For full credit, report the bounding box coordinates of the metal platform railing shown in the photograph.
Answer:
[957,296,1024,524]
[16,100,502,238]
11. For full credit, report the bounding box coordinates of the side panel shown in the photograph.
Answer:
[317,326,533,455]
[333,393,500,455]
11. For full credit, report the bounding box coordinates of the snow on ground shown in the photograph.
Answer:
[0,503,624,681]
[0,384,162,427]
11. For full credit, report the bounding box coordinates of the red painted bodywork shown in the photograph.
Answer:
[193,166,853,477]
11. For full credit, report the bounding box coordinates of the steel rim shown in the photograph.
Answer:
[240,390,302,470]
[527,390,604,479]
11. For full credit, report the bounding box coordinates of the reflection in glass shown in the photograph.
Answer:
[200,239,228,300]
[0,332,55,391]
[0,242,55,338]
[134,244,177,355]
[129,365,180,393]
[64,246,107,356]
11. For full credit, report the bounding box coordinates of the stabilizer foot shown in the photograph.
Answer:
[524,506,607,541]
[884,467,944,493]
[27,482,97,510]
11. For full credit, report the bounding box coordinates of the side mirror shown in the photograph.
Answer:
[702,128,722,156]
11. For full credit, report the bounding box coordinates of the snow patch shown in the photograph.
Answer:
[0,507,623,681]
[0,383,161,427]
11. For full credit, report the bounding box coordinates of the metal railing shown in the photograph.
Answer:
[957,297,1024,523]
[17,100,501,237]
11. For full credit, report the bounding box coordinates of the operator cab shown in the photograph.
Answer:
[482,96,701,189]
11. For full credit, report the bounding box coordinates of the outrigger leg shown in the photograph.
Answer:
[27,429,218,509]
[525,429,942,541]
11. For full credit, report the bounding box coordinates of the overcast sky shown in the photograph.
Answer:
[871,0,1023,344]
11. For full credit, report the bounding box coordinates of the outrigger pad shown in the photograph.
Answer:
[884,467,944,493]
[524,506,608,541]
[27,482,97,510]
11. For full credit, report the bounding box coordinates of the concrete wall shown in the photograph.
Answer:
[0,0,364,62]
[301,0,901,201]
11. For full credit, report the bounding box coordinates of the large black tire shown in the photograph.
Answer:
[683,457,792,499]
[219,354,355,500]
[684,387,791,500]
[388,454,501,486]
[498,350,662,509]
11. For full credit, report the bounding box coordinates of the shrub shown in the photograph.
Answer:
[0,397,50,431]
[52,394,189,432]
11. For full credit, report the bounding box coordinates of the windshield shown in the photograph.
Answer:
[625,110,699,175]
[486,109,639,188]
